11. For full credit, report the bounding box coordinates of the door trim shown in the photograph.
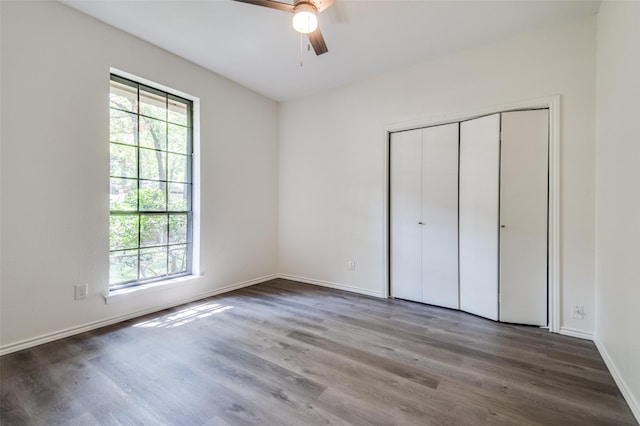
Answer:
[382,95,561,333]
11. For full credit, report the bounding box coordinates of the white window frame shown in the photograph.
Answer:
[106,69,200,300]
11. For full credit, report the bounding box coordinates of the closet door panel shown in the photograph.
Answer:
[459,114,500,321]
[500,110,548,326]
[421,124,459,309]
[390,130,422,301]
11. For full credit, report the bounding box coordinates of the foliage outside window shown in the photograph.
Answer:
[109,75,193,290]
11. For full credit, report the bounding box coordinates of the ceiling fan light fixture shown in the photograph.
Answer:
[292,3,318,34]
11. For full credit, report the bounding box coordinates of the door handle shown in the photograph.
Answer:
[500,225,506,228]
[418,222,424,225]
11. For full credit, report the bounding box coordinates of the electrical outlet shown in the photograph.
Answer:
[75,283,88,300]
[571,304,584,320]
[348,260,356,271]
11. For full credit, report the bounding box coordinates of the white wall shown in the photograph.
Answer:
[0,1,279,350]
[279,17,597,335]
[595,1,640,420]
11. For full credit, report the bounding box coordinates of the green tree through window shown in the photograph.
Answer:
[109,75,193,289]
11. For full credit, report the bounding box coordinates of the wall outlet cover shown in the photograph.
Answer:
[75,284,88,300]
[571,304,584,320]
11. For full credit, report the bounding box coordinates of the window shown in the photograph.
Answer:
[109,74,193,290]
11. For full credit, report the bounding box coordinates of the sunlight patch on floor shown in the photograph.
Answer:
[133,302,234,328]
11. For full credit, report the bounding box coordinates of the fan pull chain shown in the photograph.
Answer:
[300,33,304,67]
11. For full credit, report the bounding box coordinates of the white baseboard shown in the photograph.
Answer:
[594,337,640,423]
[0,274,278,356]
[559,326,594,340]
[277,273,385,298]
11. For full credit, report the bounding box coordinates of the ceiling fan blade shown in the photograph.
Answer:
[308,27,328,55]
[232,0,294,13]
[314,0,335,13]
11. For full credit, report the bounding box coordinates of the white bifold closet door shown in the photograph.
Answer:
[459,114,500,321]
[500,110,548,326]
[421,124,459,308]
[390,129,422,301]
[390,124,459,307]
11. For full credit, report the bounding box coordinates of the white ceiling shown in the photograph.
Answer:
[61,0,601,101]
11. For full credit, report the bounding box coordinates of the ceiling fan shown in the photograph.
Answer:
[233,0,334,55]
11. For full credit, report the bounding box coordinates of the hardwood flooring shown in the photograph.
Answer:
[1,279,637,425]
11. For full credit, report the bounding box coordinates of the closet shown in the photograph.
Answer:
[459,114,500,320]
[498,110,549,325]
[390,123,459,309]
[390,109,549,326]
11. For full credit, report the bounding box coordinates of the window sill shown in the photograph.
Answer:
[104,274,200,304]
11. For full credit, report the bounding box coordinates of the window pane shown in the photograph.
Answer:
[110,143,137,178]
[110,215,139,251]
[169,244,188,274]
[109,249,138,284]
[140,148,166,181]
[110,80,137,113]
[140,247,167,279]
[169,214,188,244]
[110,109,137,145]
[110,178,137,211]
[109,74,192,289]
[140,116,167,151]
[168,153,189,183]
[140,88,166,120]
[139,180,166,211]
[168,183,189,211]
[168,124,188,154]
[140,214,168,248]
[168,97,188,126]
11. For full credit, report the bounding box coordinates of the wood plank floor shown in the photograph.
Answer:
[1,279,636,425]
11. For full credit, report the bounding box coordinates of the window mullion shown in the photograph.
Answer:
[136,82,142,283]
